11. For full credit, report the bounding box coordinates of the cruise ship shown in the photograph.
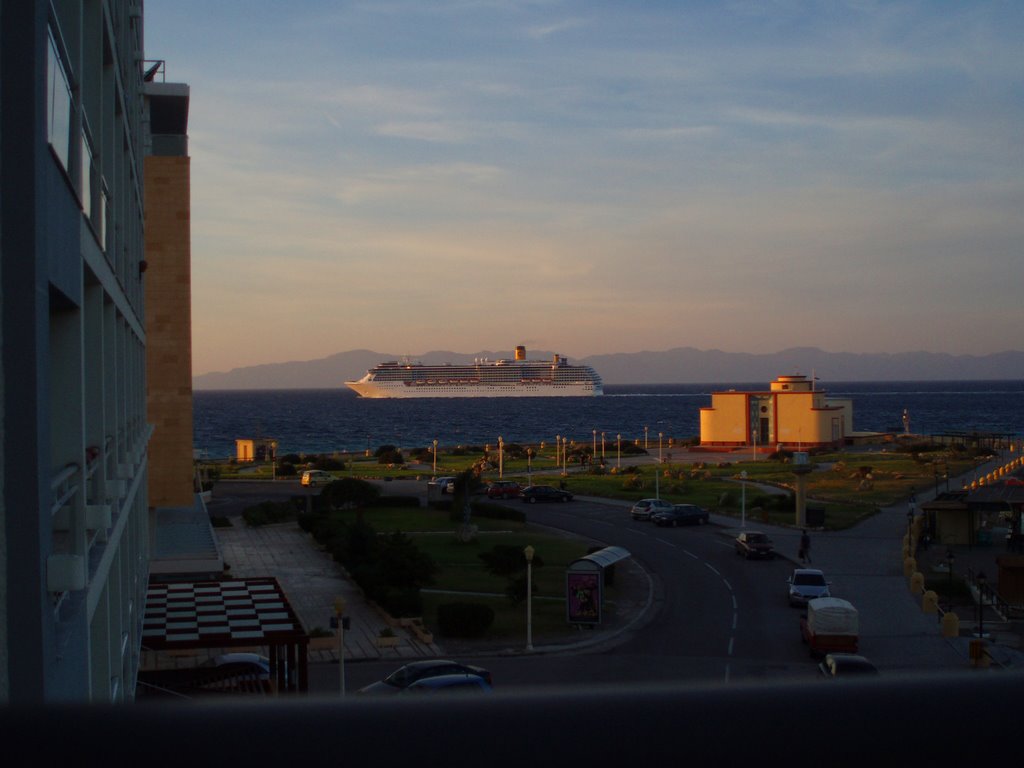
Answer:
[345,346,603,398]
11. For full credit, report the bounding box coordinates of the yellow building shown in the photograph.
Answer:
[700,375,853,450]
[236,438,279,463]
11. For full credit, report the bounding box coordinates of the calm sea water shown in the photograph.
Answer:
[192,381,1024,459]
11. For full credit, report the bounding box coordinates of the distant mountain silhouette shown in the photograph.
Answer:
[193,346,1024,390]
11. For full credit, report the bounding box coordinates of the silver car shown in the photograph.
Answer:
[787,568,831,607]
[630,498,674,521]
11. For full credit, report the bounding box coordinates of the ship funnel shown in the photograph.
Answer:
[515,345,526,361]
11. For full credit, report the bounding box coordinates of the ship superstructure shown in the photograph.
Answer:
[345,346,603,398]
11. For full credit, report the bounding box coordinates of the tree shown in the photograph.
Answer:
[479,544,544,605]
[451,468,483,526]
[319,477,380,511]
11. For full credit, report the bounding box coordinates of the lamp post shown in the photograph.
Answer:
[976,571,987,639]
[946,547,955,613]
[656,432,663,499]
[334,596,347,696]
[498,436,504,480]
[616,434,621,470]
[432,439,438,478]
[601,432,606,460]
[524,545,535,651]
[740,470,747,528]
[644,426,649,450]
[592,430,597,463]
[527,447,533,485]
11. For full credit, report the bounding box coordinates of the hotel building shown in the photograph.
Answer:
[700,374,854,451]
[0,0,173,702]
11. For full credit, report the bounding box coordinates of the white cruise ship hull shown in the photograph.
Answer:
[345,378,602,398]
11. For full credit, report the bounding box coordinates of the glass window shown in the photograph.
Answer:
[81,133,92,219]
[47,32,73,172]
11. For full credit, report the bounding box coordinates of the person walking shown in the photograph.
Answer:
[799,529,812,564]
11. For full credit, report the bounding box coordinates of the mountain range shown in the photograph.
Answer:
[192,346,1024,390]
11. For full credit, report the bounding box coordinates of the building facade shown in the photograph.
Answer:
[144,75,193,508]
[1,0,152,702]
[700,374,854,450]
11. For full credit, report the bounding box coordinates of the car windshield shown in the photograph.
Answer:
[794,573,826,586]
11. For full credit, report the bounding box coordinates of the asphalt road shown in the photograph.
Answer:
[513,498,819,682]
[216,478,932,694]
[304,487,833,694]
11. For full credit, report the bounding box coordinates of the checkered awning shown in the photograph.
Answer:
[142,577,307,651]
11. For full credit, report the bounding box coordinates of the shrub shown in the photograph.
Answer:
[276,462,297,476]
[375,589,423,619]
[242,499,299,527]
[318,477,380,511]
[437,602,495,638]
[367,495,421,509]
[311,454,346,471]
[455,501,527,523]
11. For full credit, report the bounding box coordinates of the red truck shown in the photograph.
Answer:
[800,597,859,657]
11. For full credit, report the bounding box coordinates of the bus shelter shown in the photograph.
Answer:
[565,546,631,625]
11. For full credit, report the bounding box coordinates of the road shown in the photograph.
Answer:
[292,481,835,694]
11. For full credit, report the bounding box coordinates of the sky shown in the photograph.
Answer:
[143,1,1024,377]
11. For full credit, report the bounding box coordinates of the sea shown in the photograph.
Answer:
[192,381,1024,459]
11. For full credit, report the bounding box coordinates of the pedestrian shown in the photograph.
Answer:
[800,529,811,564]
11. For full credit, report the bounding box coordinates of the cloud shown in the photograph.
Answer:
[526,17,588,39]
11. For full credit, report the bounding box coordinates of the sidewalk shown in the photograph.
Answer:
[215,521,443,663]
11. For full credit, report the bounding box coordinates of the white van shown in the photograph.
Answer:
[301,470,334,487]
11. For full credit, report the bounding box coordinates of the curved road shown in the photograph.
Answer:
[523,498,816,685]
[214,479,823,689]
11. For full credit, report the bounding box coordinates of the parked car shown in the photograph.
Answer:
[138,653,275,697]
[652,504,710,527]
[197,653,271,681]
[787,568,831,607]
[487,480,522,499]
[434,476,457,494]
[300,469,334,487]
[402,673,493,693]
[357,660,492,694]
[818,653,878,678]
[520,485,573,503]
[630,498,674,521]
[734,530,775,559]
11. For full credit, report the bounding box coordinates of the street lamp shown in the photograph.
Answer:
[334,596,347,696]
[946,547,955,613]
[592,430,597,462]
[644,426,649,450]
[616,434,621,470]
[524,545,535,651]
[527,447,533,485]
[498,436,504,480]
[656,432,664,499]
[432,439,438,478]
[601,432,606,459]
[740,470,747,528]
[976,571,987,640]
